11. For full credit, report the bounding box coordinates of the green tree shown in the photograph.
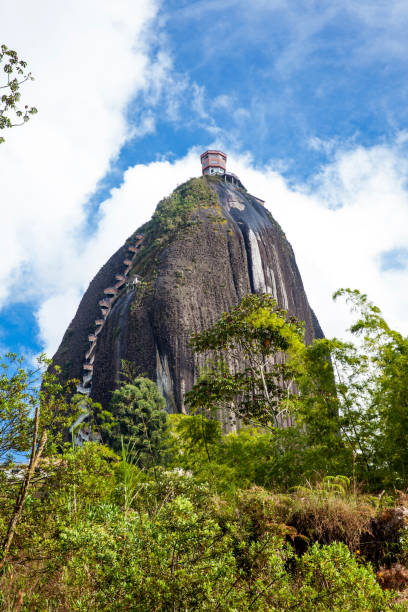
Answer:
[0,353,78,462]
[332,289,408,487]
[105,376,168,468]
[186,293,305,430]
[290,288,408,489]
[291,337,359,480]
[170,414,285,491]
[0,44,37,143]
[0,353,33,462]
[0,354,78,572]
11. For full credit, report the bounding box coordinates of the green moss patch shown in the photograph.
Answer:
[128,177,220,284]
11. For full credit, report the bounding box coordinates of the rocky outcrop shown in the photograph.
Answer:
[52,176,323,417]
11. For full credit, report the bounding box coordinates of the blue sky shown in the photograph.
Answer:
[116,1,408,178]
[1,0,408,360]
[146,1,408,171]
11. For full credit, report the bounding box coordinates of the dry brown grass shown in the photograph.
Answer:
[377,563,408,591]
[286,480,376,552]
[232,481,378,555]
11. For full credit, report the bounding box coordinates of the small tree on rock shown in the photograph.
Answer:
[186,294,305,430]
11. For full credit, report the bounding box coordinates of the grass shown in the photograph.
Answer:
[230,478,379,555]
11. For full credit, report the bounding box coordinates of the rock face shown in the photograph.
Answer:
[52,176,323,418]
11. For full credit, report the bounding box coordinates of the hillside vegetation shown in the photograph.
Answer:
[2,290,408,609]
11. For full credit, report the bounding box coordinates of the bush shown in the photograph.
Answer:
[0,455,404,611]
[294,542,397,611]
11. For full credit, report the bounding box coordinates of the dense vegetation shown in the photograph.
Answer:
[2,290,408,609]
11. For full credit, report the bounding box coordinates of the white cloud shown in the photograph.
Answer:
[0,0,164,350]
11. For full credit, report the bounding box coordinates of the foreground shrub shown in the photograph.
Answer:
[0,447,404,610]
[293,542,398,611]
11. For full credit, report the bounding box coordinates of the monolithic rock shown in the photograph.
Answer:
[52,176,323,419]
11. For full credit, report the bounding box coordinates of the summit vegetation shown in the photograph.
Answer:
[2,290,408,609]
[130,178,219,279]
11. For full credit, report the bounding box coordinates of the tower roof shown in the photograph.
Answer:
[200,149,227,161]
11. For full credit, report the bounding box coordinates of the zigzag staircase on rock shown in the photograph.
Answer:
[76,234,144,397]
